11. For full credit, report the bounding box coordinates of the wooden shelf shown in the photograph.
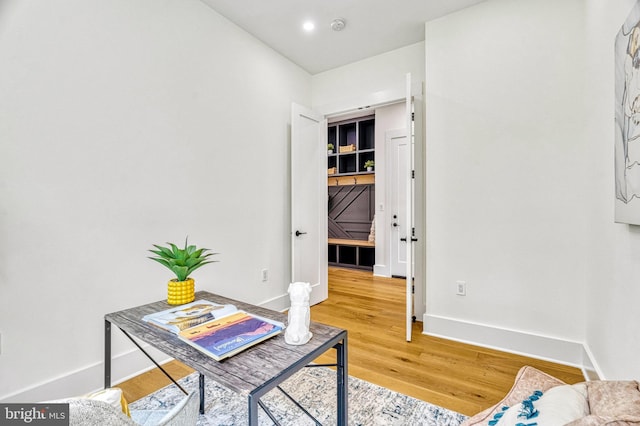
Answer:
[327,174,375,186]
[328,238,374,247]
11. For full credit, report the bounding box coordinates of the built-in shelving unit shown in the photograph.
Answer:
[328,116,375,176]
[327,115,375,271]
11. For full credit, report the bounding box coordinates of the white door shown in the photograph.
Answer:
[388,130,409,278]
[387,125,415,342]
[291,103,328,306]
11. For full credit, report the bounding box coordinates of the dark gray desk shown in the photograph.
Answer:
[104,291,348,425]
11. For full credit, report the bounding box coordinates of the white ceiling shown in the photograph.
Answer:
[199,0,486,74]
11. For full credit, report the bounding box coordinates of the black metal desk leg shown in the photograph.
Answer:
[248,394,258,425]
[199,373,205,414]
[104,319,111,389]
[337,334,348,425]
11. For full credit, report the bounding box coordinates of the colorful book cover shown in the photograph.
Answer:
[178,311,284,361]
[142,300,237,333]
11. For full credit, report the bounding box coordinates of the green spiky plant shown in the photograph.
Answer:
[148,238,217,282]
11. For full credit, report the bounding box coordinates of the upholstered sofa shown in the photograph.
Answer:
[462,366,640,426]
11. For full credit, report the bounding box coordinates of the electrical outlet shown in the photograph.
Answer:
[456,281,466,296]
[261,269,269,282]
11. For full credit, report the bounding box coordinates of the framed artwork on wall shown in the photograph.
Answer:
[615,1,640,224]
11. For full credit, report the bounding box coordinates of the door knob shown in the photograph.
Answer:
[392,222,398,227]
[295,230,307,237]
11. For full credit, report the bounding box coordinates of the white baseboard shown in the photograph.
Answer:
[0,345,172,403]
[373,264,390,277]
[257,293,290,312]
[581,343,604,380]
[423,314,589,373]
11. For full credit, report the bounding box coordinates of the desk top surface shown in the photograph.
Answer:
[106,291,346,396]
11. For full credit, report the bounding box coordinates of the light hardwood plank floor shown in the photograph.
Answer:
[117,267,584,417]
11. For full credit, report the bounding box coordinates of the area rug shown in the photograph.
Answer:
[129,367,467,425]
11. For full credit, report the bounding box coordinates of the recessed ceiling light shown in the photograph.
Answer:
[303,21,315,32]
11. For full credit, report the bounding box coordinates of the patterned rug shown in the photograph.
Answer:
[129,367,467,425]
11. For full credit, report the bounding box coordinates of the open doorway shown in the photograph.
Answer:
[324,100,424,341]
[325,102,410,276]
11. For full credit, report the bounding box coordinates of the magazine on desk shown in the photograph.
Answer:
[142,300,238,333]
[178,310,284,361]
[142,300,284,361]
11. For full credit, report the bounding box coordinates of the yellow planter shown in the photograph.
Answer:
[167,278,195,305]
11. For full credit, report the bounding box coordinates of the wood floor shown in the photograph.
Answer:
[117,267,584,417]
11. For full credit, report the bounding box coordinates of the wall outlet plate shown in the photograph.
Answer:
[456,280,466,296]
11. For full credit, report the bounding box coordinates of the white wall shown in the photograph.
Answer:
[0,0,310,401]
[312,42,424,115]
[424,0,640,379]
[583,0,640,380]
[424,0,588,364]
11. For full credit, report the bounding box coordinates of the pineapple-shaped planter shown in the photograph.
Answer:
[149,238,217,305]
[167,278,195,305]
